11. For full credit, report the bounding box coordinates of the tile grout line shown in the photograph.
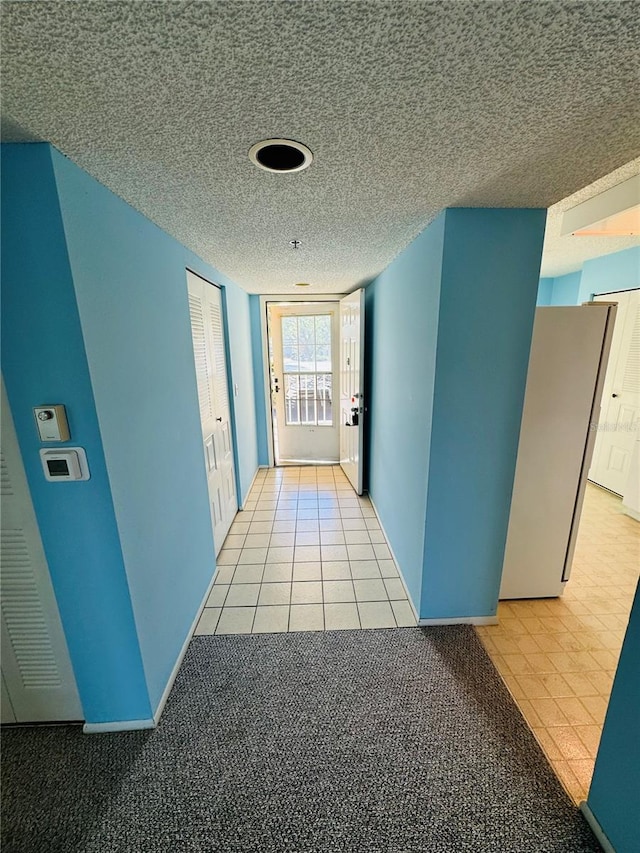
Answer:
[214,466,413,635]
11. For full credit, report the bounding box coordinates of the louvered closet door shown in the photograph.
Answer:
[187,272,237,554]
[1,379,83,723]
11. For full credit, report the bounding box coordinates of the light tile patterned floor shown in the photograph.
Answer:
[195,465,416,637]
[477,483,640,805]
[196,470,639,804]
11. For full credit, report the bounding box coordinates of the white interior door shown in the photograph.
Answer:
[589,290,640,495]
[187,271,237,553]
[339,289,365,494]
[270,304,340,464]
[1,378,83,722]
[500,305,615,599]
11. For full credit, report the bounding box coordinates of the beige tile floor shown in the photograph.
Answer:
[195,465,417,636]
[477,483,640,804]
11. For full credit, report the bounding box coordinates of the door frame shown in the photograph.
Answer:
[588,287,640,497]
[186,268,245,512]
[259,294,342,468]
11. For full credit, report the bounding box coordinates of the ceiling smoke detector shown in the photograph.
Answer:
[249,139,313,173]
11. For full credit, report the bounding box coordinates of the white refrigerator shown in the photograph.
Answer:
[500,303,617,600]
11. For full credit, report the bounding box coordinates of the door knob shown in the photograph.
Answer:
[612,393,619,398]
[216,417,223,422]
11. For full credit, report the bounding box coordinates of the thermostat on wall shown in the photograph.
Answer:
[33,405,70,442]
[40,448,90,482]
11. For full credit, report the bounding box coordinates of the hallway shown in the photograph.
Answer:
[478,483,639,804]
[195,465,416,635]
[194,465,640,809]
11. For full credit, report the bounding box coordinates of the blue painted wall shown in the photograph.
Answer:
[366,215,445,607]
[421,209,546,618]
[588,584,640,853]
[537,276,554,305]
[50,147,258,713]
[223,284,259,503]
[250,295,270,466]
[537,246,640,308]
[366,209,545,618]
[2,143,259,721]
[1,144,152,724]
[579,245,640,303]
[550,270,582,305]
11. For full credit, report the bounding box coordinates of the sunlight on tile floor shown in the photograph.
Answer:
[195,465,416,637]
[477,483,639,805]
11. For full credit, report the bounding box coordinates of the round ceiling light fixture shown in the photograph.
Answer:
[249,138,313,173]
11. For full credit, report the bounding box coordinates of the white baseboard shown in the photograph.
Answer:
[151,569,217,725]
[622,504,640,522]
[418,615,499,626]
[368,496,419,621]
[83,718,155,734]
[83,570,217,734]
[367,496,498,627]
[579,802,616,853]
[240,467,262,509]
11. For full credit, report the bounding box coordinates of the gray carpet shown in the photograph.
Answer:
[2,627,600,853]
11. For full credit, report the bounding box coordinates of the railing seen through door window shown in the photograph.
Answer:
[282,314,333,426]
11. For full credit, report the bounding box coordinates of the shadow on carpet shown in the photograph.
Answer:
[1,626,600,853]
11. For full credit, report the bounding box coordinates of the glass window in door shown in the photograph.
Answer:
[281,314,333,426]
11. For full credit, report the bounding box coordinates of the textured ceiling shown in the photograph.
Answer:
[2,1,639,294]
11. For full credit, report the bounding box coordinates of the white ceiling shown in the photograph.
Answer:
[2,1,639,294]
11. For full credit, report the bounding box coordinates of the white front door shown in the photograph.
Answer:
[187,271,237,553]
[270,304,340,464]
[1,378,83,722]
[589,290,640,495]
[339,289,365,494]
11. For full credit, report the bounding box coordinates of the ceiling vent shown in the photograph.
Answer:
[249,139,313,173]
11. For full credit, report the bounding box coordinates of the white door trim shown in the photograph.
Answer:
[186,270,238,552]
[259,294,343,467]
[589,289,640,495]
[339,289,365,493]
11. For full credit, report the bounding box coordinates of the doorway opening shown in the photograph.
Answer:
[267,302,340,466]
[479,290,640,804]
[589,289,640,499]
[261,291,366,494]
